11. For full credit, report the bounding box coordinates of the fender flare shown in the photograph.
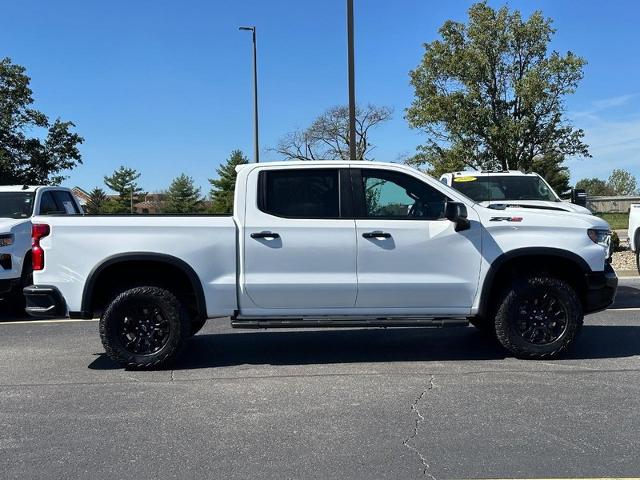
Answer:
[477,247,592,317]
[75,252,207,319]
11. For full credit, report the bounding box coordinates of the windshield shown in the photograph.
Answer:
[0,192,36,219]
[450,175,559,203]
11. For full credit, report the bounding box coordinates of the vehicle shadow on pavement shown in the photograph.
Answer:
[611,285,640,308]
[88,324,640,371]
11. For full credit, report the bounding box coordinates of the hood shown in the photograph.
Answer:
[0,217,30,233]
[479,200,592,215]
[475,203,609,230]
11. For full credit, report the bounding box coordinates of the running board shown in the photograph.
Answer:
[230,316,469,329]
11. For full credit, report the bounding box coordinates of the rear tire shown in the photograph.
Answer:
[99,286,190,369]
[9,260,33,316]
[494,276,583,359]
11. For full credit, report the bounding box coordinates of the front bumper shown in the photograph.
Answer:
[584,263,618,314]
[23,285,66,318]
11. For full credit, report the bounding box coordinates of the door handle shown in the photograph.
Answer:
[362,231,391,239]
[250,231,280,239]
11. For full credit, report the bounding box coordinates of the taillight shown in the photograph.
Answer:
[32,223,50,271]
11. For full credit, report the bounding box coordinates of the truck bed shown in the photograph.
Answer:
[31,214,238,317]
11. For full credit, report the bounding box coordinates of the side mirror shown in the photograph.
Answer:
[571,188,587,207]
[445,201,470,232]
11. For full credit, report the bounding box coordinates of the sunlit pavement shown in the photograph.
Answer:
[1,279,639,479]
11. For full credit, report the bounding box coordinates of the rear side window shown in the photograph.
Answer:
[259,169,340,218]
[39,192,63,215]
[53,191,81,214]
[39,191,81,215]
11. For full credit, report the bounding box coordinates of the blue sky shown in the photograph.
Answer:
[2,0,639,193]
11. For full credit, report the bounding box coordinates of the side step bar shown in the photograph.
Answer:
[231,317,469,329]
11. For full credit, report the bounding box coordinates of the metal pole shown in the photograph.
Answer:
[347,0,357,160]
[240,26,260,163]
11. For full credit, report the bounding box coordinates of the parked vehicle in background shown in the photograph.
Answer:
[0,186,83,312]
[629,203,640,273]
[24,162,616,368]
[440,170,592,214]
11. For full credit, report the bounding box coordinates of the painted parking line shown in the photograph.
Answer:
[607,307,640,311]
[0,318,98,325]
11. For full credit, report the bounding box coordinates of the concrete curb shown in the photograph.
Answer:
[615,269,638,278]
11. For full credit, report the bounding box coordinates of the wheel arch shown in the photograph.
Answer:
[76,252,207,319]
[477,247,591,318]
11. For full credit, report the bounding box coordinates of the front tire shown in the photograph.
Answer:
[99,286,190,369]
[494,276,583,359]
[189,316,207,336]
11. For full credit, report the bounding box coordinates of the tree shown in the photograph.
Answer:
[0,57,83,185]
[607,169,637,196]
[103,166,145,213]
[575,178,614,196]
[209,150,249,213]
[406,2,589,180]
[85,187,108,214]
[165,174,203,213]
[275,104,392,161]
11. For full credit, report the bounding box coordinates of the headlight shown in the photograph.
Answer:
[587,229,611,248]
[0,234,14,247]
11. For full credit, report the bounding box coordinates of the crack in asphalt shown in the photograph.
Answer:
[403,375,436,480]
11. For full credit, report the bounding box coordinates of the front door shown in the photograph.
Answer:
[241,167,357,312]
[352,168,482,313]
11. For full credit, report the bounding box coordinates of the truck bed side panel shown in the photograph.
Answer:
[31,215,237,317]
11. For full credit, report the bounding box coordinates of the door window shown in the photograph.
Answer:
[259,169,341,218]
[358,169,449,220]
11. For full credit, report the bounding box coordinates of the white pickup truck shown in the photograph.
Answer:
[0,185,82,311]
[629,203,640,273]
[24,161,617,368]
[439,170,592,214]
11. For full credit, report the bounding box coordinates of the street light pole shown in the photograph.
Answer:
[239,26,260,163]
[347,0,357,161]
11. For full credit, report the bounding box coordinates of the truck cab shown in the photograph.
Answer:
[439,170,592,215]
[0,185,82,310]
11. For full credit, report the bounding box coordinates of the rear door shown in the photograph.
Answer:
[241,166,357,311]
[352,167,482,312]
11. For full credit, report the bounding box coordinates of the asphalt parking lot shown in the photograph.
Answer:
[1,278,639,480]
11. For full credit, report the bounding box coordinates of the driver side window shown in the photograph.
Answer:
[360,169,449,220]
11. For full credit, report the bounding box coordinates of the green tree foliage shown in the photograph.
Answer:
[607,168,637,195]
[575,169,638,196]
[165,174,203,214]
[0,57,83,185]
[85,187,108,214]
[575,178,614,196]
[406,2,589,181]
[275,104,392,160]
[103,166,145,213]
[209,150,248,213]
